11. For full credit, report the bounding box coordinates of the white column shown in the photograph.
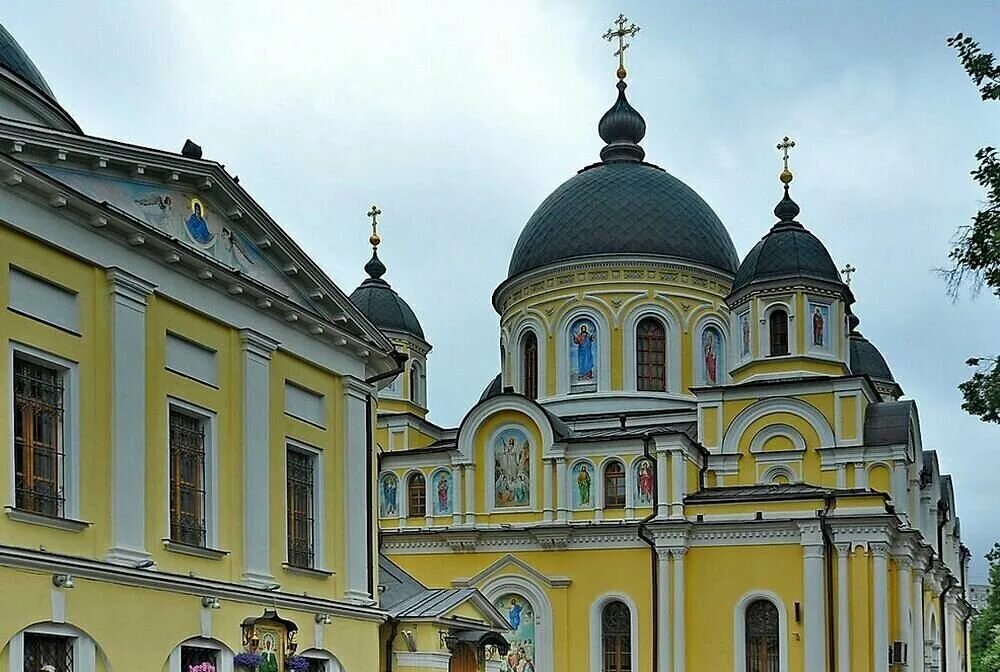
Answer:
[672,548,686,672]
[891,462,909,523]
[835,543,851,672]
[895,556,913,668]
[451,464,463,526]
[657,549,671,672]
[911,567,925,672]
[343,377,374,603]
[555,457,568,521]
[836,463,847,489]
[871,542,890,672]
[464,462,477,525]
[854,462,868,489]
[801,524,826,672]
[240,329,280,587]
[655,448,669,518]
[944,595,959,672]
[542,457,554,522]
[106,269,156,565]
[670,452,685,519]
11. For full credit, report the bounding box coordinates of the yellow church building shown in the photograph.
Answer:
[0,14,975,672]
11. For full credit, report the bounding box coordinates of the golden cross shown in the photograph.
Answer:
[777,136,796,171]
[367,204,382,248]
[603,14,640,79]
[840,263,857,285]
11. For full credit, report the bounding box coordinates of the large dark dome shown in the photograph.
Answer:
[508,161,739,278]
[0,23,56,101]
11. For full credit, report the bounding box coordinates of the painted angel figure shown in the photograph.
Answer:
[134,193,173,229]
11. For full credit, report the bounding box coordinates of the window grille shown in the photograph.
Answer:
[169,410,207,547]
[601,601,632,672]
[636,318,666,391]
[522,331,538,399]
[769,311,789,356]
[407,473,426,517]
[13,357,65,517]
[604,461,626,509]
[306,659,327,672]
[745,599,780,672]
[23,632,73,672]
[180,646,217,670]
[287,448,315,568]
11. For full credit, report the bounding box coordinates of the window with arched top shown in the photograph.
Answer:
[603,461,626,509]
[768,310,789,357]
[636,317,666,392]
[406,473,426,517]
[745,599,779,672]
[601,601,632,672]
[522,331,539,400]
[409,362,424,406]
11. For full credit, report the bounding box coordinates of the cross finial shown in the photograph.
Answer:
[840,263,857,285]
[367,204,382,249]
[777,136,796,185]
[603,14,640,80]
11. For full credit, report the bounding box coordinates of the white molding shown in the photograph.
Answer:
[760,296,796,357]
[8,622,98,672]
[166,397,219,549]
[480,574,554,672]
[167,636,234,672]
[394,651,452,669]
[721,397,835,455]
[621,303,683,393]
[733,591,789,672]
[511,317,547,398]
[457,396,555,463]
[454,553,572,589]
[749,424,806,454]
[484,423,538,514]
[589,592,640,672]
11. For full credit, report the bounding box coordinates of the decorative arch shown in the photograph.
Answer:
[721,398,835,455]
[693,315,729,386]
[409,360,425,406]
[4,621,109,672]
[297,648,344,672]
[733,591,789,672]
[555,306,612,395]
[511,316,547,399]
[622,303,683,393]
[481,574,554,672]
[456,394,556,463]
[760,464,797,485]
[378,471,400,518]
[429,467,454,516]
[403,469,427,518]
[167,635,235,672]
[568,458,597,510]
[602,459,627,509]
[761,300,794,358]
[589,592,640,672]
[748,424,807,454]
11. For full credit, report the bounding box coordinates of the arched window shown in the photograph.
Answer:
[407,473,426,517]
[768,310,789,357]
[745,599,779,672]
[409,362,424,406]
[604,461,626,509]
[522,331,539,400]
[636,317,666,391]
[601,601,632,672]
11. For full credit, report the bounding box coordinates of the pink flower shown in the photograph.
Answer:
[188,663,216,672]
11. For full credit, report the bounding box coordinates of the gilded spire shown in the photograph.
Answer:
[773,136,801,226]
[364,204,386,280]
[603,13,640,80]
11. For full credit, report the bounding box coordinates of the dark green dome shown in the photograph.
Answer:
[0,23,55,101]
[849,331,894,383]
[349,251,425,340]
[508,160,739,278]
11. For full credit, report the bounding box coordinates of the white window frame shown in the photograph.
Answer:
[409,360,426,407]
[165,397,219,549]
[511,319,546,399]
[761,300,795,358]
[557,309,611,396]
[589,593,639,672]
[733,591,789,672]
[622,307,681,394]
[693,318,729,386]
[8,342,80,520]
[8,622,96,672]
[168,637,234,672]
[284,437,325,570]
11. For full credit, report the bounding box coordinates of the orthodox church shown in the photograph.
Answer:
[366,17,975,672]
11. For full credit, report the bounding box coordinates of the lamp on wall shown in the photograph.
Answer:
[52,574,74,589]
[314,613,332,625]
[201,596,221,609]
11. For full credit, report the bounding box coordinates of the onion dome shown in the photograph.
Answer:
[507,76,738,279]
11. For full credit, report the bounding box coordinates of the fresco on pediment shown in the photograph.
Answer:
[34,164,308,303]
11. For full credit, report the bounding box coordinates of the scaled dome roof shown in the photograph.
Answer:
[0,23,56,101]
[849,331,895,383]
[349,251,425,340]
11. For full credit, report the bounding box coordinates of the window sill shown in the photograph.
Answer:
[162,539,229,560]
[282,563,334,578]
[5,507,90,532]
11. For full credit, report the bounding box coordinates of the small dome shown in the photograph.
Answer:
[479,373,502,402]
[349,251,425,340]
[0,23,56,101]
[849,331,895,383]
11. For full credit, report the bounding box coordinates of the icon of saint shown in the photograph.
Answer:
[577,464,591,504]
[185,199,214,245]
[573,322,595,380]
[812,307,825,347]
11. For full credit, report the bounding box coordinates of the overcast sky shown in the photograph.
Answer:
[4,1,997,579]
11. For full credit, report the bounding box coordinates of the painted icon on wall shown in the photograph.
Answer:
[494,428,531,508]
[569,317,598,389]
[809,302,830,349]
[571,461,593,508]
[432,469,453,515]
[739,312,751,358]
[495,594,536,672]
[184,197,215,247]
[702,327,723,385]
[379,473,398,517]
[635,458,655,505]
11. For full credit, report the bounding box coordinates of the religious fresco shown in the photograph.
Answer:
[379,473,398,517]
[494,428,531,508]
[738,312,752,359]
[431,468,453,515]
[635,458,654,505]
[702,327,723,385]
[33,164,308,303]
[569,317,598,390]
[495,594,536,672]
[809,302,830,349]
[570,461,593,508]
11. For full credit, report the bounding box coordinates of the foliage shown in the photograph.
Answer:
[972,543,1000,671]
[233,652,264,669]
[946,34,1000,423]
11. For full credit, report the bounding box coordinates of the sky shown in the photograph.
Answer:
[3,1,998,579]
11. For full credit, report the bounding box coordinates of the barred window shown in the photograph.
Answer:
[407,473,426,517]
[306,659,327,672]
[601,601,631,672]
[521,331,538,400]
[745,599,780,672]
[180,646,217,671]
[603,461,626,509]
[287,448,315,568]
[13,356,65,517]
[636,317,666,392]
[768,310,789,357]
[23,632,73,672]
[169,409,207,547]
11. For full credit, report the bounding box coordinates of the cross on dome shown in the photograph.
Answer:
[841,263,857,285]
[777,136,796,185]
[367,204,382,250]
[603,14,640,80]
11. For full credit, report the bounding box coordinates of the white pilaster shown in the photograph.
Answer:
[895,555,913,668]
[106,268,156,565]
[240,329,279,587]
[835,543,851,672]
[464,462,477,525]
[672,548,686,672]
[669,452,684,519]
[944,595,960,672]
[655,448,669,518]
[854,462,868,490]
[657,549,671,672]
[891,462,909,523]
[542,457,554,522]
[800,524,826,672]
[911,566,925,672]
[343,376,374,603]
[555,457,568,521]
[451,463,463,526]
[871,542,890,672]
